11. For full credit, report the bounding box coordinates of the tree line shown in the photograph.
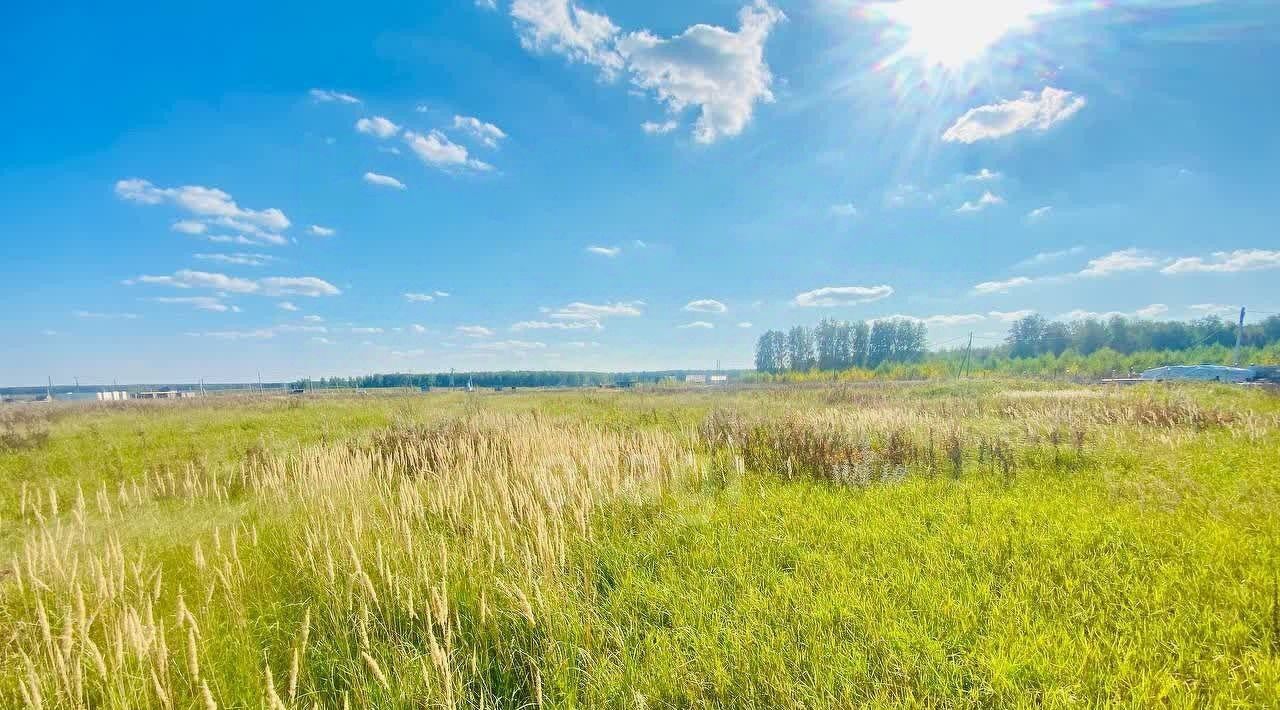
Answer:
[1003,313,1280,358]
[755,319,929,373]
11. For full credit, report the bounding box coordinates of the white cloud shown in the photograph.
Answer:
[188,328,277,340]
[678,321,714,329]
[884,183,932,209]
[545,300,644,320]
[351,327,383,334]
[973,276,1033,295]
[684,299,728,314]
[1189,303,1237,315]
[616,2,785,144]
[260,277,342,297]
[956,190,1005,213]
[472,339,547,351]
[193,252,275,267]
[410,324,427,334]
[457,325,496,338]
[309,89,361,104]
[130,270,339,297]
[312,337,335,345]
[943,87,1086,144]
[277,301,299,312]
[1027,206,1053,221]
[116,179,290,237]
[792,285,893,307]
[475,0,497,10]
[1078,248,1158,277]
[304,315,325,323]
[511,319,602,331]
[565,341,600,348]
[1161,249,1280,274]
[363,172,407,190]
[988,309,1036,322]
[512,1,783,143]
[1135,304,1169,318]
[963,168,1001,181]
[172,220,207,235]
[641,120,678,135]
[587,245,621,257]
[1014,245,1082,268]
[153,296,239,313]
[452,115,507,148]
[737,321,753,328]
[403,130,492,172]
[74,310,139,320]
[828,203,858,217]
[308,225,336,237]
[511,0,625,75]
[921,313,985,326]
[355,116,401,139]
[404,292,436,303]
[435,290,451,297]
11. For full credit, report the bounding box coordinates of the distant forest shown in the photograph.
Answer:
[755,312,1280,375]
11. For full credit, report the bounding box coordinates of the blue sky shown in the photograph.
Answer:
[3,0,1278,385]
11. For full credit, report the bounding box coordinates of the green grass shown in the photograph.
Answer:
[2,382,1278,707]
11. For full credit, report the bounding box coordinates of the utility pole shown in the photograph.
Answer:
[257,370,263,393]
[74,377,80,394]
[959,333,973,379]
[47,376,53,401]
[1233,306,1246,367]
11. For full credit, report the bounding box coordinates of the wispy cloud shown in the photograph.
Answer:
[828,203,858,217]
[792,285,893,307]
[956,191,1005,213]
[1014,245,1082,269]
[1026,206,1053,221]
[308,225,337,237]
[452,115,507,148]
[678,321,714,329]
[641,120,678,135]
[1078,248,1158,277]
[963,168,1002,181]
[403,293,436,303]
[363,172,407,190]
[471,339,546,351]
[277,301,299,312]
[511,320,602,331]
[456,325,495,338]
[684,299,727,314]
[943,87,1086,144]
[973,276,1034,295]
[988,309,1036,322]
[152,296,240,313]
[193,252,276,267]
[1161,249,1280,274]
[544,301,644,320]
[74,310,139,320]
[586,245,621,257]
[127,270,341,297]
[309,88,361,104]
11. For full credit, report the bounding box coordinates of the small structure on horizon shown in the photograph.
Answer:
[135,390,197,400]
[96,391,130,401]
[685,374,707,384]
[1140,365,1256,383]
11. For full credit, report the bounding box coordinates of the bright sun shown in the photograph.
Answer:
[871,0,1052,68]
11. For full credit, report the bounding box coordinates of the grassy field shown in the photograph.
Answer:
[2,382,1279,707]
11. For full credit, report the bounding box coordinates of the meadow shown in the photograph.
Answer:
[2,381,1278,708]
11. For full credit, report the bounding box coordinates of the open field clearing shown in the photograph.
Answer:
[2,382,1279,707]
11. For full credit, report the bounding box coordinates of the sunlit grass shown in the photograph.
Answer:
[1,382,1277,706]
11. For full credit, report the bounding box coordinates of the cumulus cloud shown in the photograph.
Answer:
[973,276,1034,295]
[1078,248,1158,277]
[943,87,1086,143]
[452,115,507,148]
[193,252,275,267]
[641,120,678,135]
[363,172,407,190]
[512,1,784,143]
[792,285,893,307]
[457,325,496,338]
[1058,304,1168,321]
[678,321,714,329]
[684,299,728,314]
[116,179,291,241]
[129,270,340,297]
[616,2,785,144]
[586,245,621,257]
[1161,249,1280,274]
[956,191,1005,213]
[310,88,361,104]
[1027,206,1053,221]
[308,225,336,237]
[988,309,1036,322]
[355,116,401,139]
[403,130,492,172]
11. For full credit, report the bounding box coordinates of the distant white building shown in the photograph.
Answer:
[685,374,707,384]
[710,375,728,384]
[96,391,130,401]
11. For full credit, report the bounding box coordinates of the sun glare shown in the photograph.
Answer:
[871,0,1052,68]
